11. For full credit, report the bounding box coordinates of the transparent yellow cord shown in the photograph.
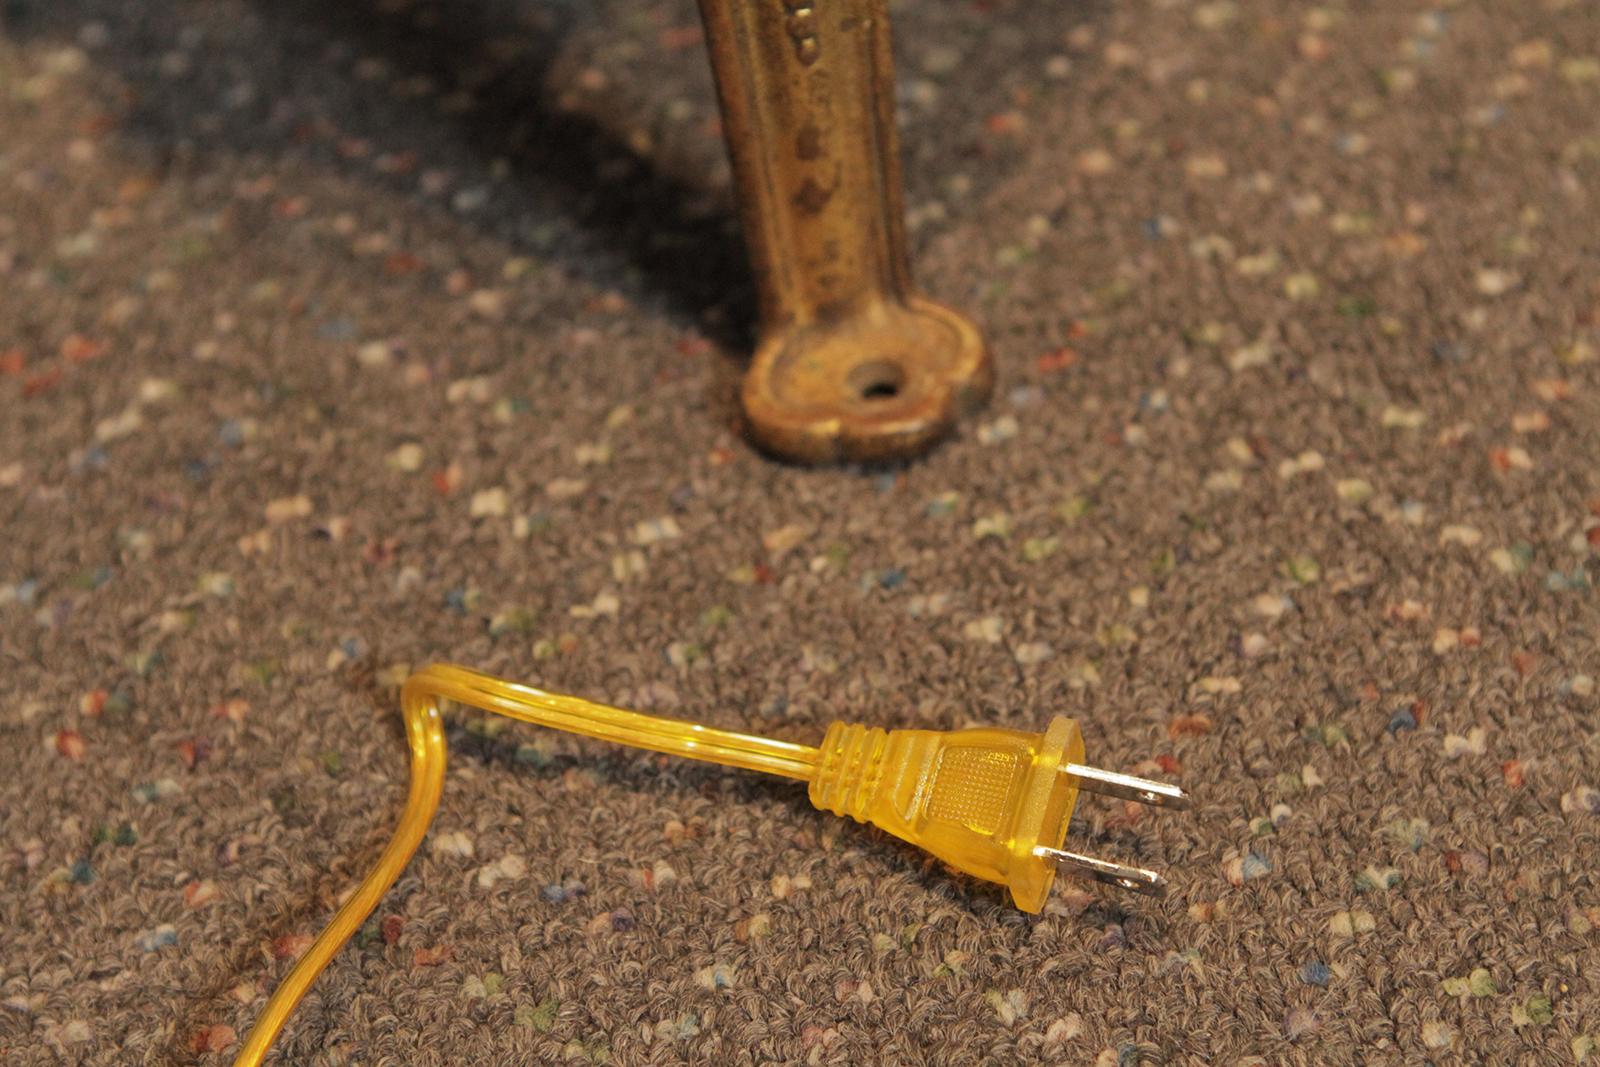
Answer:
[233,663,818,1066]
[233,662,1184,1065]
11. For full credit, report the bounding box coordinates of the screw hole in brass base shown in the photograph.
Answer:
[848,358,907,402]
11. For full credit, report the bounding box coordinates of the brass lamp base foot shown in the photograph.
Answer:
[741,297,993,464]
[697,0,992,465]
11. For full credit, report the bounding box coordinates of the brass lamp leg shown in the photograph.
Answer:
[696,0,993,463]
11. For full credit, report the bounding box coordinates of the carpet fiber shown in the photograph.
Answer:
[3,0,1599,1063]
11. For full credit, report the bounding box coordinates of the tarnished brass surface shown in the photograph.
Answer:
[697,0,993,462]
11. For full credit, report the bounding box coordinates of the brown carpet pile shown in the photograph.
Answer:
[3,0,1599,1063]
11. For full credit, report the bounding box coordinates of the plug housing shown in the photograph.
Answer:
[810,717,1087,912]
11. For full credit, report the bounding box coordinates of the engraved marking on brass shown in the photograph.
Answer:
[782,1,821,65]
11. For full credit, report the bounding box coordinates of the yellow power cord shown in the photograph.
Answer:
[233,662,1187,1065]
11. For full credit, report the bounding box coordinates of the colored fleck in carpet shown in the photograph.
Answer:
[3,0,1599,1063]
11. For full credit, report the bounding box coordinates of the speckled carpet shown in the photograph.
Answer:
[3,0,1599,1064]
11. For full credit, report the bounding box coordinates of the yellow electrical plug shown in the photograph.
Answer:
[233,664,1187,1065]
[811,716,1186,910]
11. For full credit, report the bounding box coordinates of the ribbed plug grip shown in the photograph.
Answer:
[808,721,890,821]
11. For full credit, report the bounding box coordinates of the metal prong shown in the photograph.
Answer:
[1063,763,1191,811]
[1033,846,1168,896]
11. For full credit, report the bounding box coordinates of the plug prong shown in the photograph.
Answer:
[1062,763,1191,810]
[1033,846,1168,896]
